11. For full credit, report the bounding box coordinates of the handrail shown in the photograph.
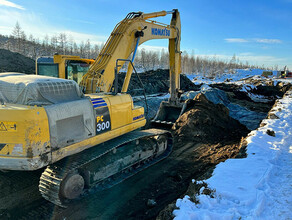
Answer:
[114,59,148,115]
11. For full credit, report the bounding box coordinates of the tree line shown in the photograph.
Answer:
[0,22,274,76]
[0,22,102,59]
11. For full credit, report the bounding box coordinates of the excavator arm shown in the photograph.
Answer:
[80,9,181,104]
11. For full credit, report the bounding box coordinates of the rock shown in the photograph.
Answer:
[202,188,212,195]
[267,129,275,137]
[268,113,279,119]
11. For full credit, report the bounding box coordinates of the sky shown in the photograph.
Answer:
[0,0,291,69]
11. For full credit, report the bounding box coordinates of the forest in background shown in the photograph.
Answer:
[0,22,276,76]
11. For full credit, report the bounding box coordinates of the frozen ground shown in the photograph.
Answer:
[173,71,292,219]
[186,69,278,85]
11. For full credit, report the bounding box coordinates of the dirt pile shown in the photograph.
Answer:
[173,93,249,145]
[0,49,35,74]
[118,69,200,95]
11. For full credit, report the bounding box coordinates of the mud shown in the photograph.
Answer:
[0,49,35,74]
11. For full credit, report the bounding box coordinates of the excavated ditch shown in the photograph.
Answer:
[0,74,289,220]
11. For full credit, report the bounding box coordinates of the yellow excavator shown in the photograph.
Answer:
[0,9,183,207]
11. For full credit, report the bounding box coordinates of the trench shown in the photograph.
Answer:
[0,73,290,220]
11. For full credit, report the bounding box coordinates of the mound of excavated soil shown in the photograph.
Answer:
[118,69,200,95]
[0,49,35,74]
[173,93,249,144]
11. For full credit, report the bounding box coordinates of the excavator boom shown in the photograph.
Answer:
[80,9,181,105]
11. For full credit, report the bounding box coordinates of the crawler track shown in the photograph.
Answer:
[39,128,172,207]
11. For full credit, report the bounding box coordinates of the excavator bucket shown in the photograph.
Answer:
[151,101,187,127]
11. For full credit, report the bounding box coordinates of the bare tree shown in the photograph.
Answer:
[28,34,38,59]
[50,35,58,51]
[79,41,85,57]
[73,42,78,55]
[68,35,74,55]
[11,21,22,52]
[58,33,67,54]
[42,34,49,55]
[19,31,27,55]
[150,51,158,69]
[85,39,91,58]
[160,48,168,69]
[92,44,101,58]
[1,25,276,73]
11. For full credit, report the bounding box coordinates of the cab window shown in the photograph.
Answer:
[66,62,90,84]
[37,63,59,78]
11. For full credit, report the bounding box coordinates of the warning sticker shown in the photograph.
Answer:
[0,122,17,132]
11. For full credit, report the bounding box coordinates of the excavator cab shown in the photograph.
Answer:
[36,55,94,84]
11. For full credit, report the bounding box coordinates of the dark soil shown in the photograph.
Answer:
[118,69,201,96]
[173,93,249,144]
[0,49,35,74]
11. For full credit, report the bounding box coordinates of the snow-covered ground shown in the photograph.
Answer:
[186,69,278,85]
[173,78,292,219]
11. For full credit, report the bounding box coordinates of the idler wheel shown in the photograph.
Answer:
[60,173,85,200]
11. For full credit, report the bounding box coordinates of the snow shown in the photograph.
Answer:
[238,84,272,103]
[186,69,278,85]
[173,89,292,219]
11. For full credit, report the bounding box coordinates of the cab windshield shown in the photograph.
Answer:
[66,61,90,84]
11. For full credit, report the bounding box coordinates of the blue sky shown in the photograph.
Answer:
[0,0,291,69]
